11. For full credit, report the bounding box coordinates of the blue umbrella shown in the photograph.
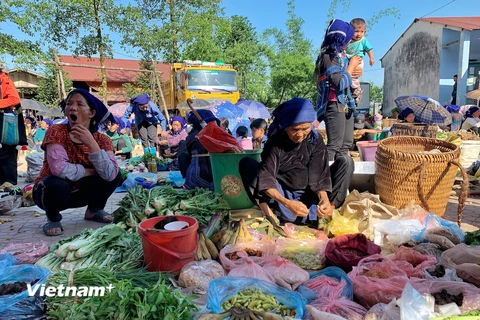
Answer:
[236,100,270,119]
[394,95,452,126]
[209,100,247,133]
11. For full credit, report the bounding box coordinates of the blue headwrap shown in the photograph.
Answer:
[187,109,218,130]
[112,116,127,133]
[465,106,480,118]
[398,107,415,121]
[130,94,150,105]
[43,119,53,126]
[322,19,355,52]
[62,88,114,133]
[446,104,460,113]
[267,97,317,138]
[170,115,187,133]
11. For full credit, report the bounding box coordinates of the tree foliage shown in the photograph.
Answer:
[369,81,383,105]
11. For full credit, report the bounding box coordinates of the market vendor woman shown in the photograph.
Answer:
[239,97,354,225]
[33,89,122,236]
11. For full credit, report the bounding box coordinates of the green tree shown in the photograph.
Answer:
[122,60,157,99]
[264,0,316,104]
[0,1,43,66]
[369,81,383,105]
[9,0,127,103]
[118,0,225,63]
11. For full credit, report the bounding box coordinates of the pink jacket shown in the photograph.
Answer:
[237,137,253,150]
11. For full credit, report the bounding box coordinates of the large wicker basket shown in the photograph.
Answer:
[392,123,438,138]
[374,136,469,225]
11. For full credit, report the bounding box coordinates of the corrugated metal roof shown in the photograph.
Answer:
[59,55,171,83]
[418,17,480,31]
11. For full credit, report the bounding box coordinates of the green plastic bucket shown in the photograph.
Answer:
[209,150,262,210]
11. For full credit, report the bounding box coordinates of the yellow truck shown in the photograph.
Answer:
[161,60,240,117]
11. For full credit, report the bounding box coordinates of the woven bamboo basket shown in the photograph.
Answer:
[382,118,399,128]
[392,123,438,138]
[374,136,469,225]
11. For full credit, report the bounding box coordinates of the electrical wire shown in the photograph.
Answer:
[420,0,457,18]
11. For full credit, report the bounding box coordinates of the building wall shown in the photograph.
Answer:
[381,21,443,115]
[440,28,461,105]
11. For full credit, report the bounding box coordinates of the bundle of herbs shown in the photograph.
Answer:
[35,224,143,272]
[46,267,196,320]
[112,185,229,227]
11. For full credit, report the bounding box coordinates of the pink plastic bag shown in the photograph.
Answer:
[196,121,243,153]
[306,297,367,320]
[260,256,309,290]
[284,223,328,240]
[219,240,276,271]
[348,254,409,308]
[441,244,480,287]
[303,275,346,300]
[409,278,480,313]
[0,241,49,264]
[391,246,437,278]
[227,251,274,283]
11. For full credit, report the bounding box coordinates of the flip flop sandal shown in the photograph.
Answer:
[43,221,64,236]
[84,210,113,223]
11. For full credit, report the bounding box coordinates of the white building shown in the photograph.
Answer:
[381,17,480,115]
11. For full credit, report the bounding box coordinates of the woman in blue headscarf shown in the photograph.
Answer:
[398,107,415,123]
[158,115,187,159]
[32,88,121,236]
[239,97,355,226]
[33,119,53,145]
[315,19,363,161]
[461,106,480,134]
[105,116,133,159]
[177,110,219,190]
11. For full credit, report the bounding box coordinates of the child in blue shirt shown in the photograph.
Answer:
[346,18,374,105]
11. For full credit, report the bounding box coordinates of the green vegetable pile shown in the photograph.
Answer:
[112,185,230,227]
[465,230,480,246]
[35,224,142,272]
[46,267,197,320]
[129,153,172,167]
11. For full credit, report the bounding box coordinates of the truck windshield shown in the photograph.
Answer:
[186,70,237,92]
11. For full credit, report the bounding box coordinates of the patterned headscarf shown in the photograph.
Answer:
[322,19,355,52]
[62,88,114,133]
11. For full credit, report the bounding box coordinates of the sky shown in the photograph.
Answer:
[1,0,479,86]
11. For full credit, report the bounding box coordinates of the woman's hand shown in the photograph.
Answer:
[70,125,100,152]
[317,198,333,219]
[120,128,127,134]
[161,131,168,137]
[284,199,309,217]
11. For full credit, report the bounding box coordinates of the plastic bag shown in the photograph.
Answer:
[260,256,309,290]
[303,275,347,301]
[397,200,428,224]
[373,219,424,253]
[364,300,400,320]
[0,242,49,265]
[348,254,409,308]
[274,237,328,270]
[121,172,157,189]
[219,240,276,271]
[196,121,243,153]
[398,283,433,320]
[441,244,480,287]
[306,296,367,320]
[409,278,480,313]
[391,246,437,278]
[412,214,465,244]
[206,276,306,318]
[0,195,22,215]
[178,260,225,294]
[228,251,274,283]
[412,242,443,262]
[25,152,44,183]
[284,223,328,240]
[168,171,184,188]
[0,262,51,313]
[326,211,359,237]
[325,233,381,272]
[424,265,463,282]
[306,305,348,320]
[0,254,17,270]
[308,266,353,300]
[1,296,46,320]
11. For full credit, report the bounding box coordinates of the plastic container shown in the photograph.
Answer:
[209,150,261,210]
[138,216,198,272]
[356,141,379,161]
[157,163,169,171]
[459,140,480,168]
